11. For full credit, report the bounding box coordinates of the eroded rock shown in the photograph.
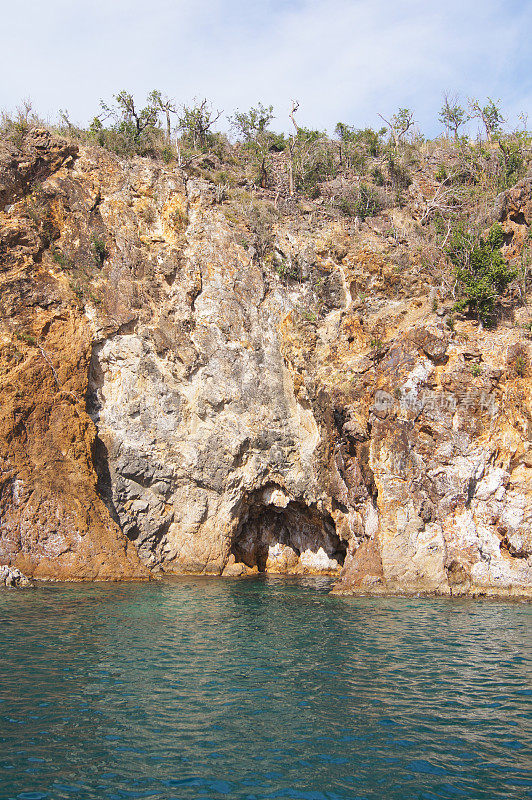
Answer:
[0,564,32,587]
[1,129,531,597]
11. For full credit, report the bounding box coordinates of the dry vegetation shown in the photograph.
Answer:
[2,94,532,326]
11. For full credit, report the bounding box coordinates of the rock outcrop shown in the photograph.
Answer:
[1,129,531,597]
[0,564,31,587]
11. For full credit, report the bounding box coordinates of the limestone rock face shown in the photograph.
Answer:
[1,129,531,596]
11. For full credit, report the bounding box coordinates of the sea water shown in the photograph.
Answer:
[0,577,530,800]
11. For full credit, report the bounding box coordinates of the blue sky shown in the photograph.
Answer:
[1,0,531,136]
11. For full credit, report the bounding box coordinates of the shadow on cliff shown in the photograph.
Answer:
[90,435,122,527]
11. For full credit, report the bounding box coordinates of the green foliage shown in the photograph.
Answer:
[335,184,383,220]
[147,90,177,140]
[230,103,274,141]
[232,197,278,260]
[371,166,385,186]
[0,100,41,149]
[514,354,527,377]
[507,344,528,378]
[378,108,415,148]
[275,260,299,281]
[90,90,164,156]
[69,281,84,301]
[435,164,448,182]
[392,108,415,140]
[91,236,108,264]
[448,223,516,325]
[387,156,412,189]
[438,95,468,138]
[178,99,222,151]
[298,307,317,322]
[50,246,72,267]
[15,331,36,346]
[264,131,288,152]
[334,124,382,168]
[469,98,505,140]
[498,139,523,188]
[160,146,174,163]
[169,207,188,231]
[112,91,158,138]
[291,128,335,195]
[470,363,482,377]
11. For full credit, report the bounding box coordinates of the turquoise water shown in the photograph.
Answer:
[0,577,531,800]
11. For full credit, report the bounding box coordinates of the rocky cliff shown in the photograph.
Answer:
[1,129,531,596]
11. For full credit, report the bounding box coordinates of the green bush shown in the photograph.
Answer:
[335,184,383,220]
[275,260,299,281]
[15,331,36,346]
[292,127,336,195]
[498,139,523,188]
[92,236,109,265]
[435,164,447,182]
[448,223,515,325]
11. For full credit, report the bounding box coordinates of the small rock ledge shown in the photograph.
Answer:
[0,565,32,588]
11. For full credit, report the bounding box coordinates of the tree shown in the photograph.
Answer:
[469,98,505,141]
[105,91,159,142]
[88,91,163,156]
[148,90,178,141]
[178,98,222,150]
[229,102,274,141]
[334,123,381,168]
[378,108,415,148]
[439,93,468,139]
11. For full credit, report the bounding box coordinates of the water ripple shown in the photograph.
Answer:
[0,577,530,800]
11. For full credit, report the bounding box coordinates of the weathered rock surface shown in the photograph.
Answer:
[1,129,531,596]
[0,564,31,587]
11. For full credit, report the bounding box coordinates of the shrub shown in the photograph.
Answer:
[448,223,515,325]
[169,207,188,231]
[178,99,222,151]
[15,331,36,346]
[371,166,385,186]
[92,236,109,264]
[498,139,523,188]
[275,260,299,281]
[50,246,72,267]
[507,344,529,378]
[292,128,336,195]
[334,124,382,165]
[335,184,384,220]
[229,103,274,141]
[387,156,412,189]
[435,164,448,182]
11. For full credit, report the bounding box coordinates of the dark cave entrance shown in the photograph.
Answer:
[230,489,346,575]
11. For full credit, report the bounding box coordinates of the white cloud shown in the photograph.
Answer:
[0,0,530,135]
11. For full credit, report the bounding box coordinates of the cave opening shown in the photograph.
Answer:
[231,489,346,575]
